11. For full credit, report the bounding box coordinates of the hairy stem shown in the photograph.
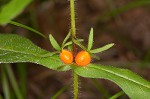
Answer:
[70,0,76,37]
[70,0,78,99]
[73,71,78,99]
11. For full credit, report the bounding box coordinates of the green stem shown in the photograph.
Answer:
[70,0,78,98]
[73,72,78,99]
[70,0,76,37]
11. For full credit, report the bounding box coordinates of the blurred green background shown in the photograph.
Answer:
[0,0,150,99]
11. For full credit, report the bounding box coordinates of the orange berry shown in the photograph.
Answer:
[60,49,73,64]
[75,50,91,66]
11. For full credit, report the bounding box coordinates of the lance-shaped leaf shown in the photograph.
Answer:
[9,21,46,38]
[49,34,61,51]
[88,28,94,51]
[74,64,150,99]
[63,39,84,49]
[73,39,86,50]
[90,43,114,53]
[62,31,71,48]
[0,34,70,71]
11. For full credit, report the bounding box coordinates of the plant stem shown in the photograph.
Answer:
[73,71,78,99]
[70,0,78,98]
[70,0,76,37]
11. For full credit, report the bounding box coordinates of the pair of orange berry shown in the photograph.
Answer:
[60,49,91,66]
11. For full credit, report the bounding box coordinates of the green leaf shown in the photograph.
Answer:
[56,65,71,71]
[4,64,23,99]
[0,0,32,25]
[75,64,150,99]
[9,21,46,38]
[62,41,72,48]
[90,54,100,60]
[109,91,124,99]
[49,34,61,51]
[1,65,11,99]
[90,43,114,53]
[73,39,86,50]
[0,0,11,7]
[0,34,69,71]
[62,31,71,47]
[88,28,93,51]
[67,44,72,51]
[62,39,84,49]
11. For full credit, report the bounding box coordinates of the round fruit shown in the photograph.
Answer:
[75,50,91,66]
[60,49,73,64]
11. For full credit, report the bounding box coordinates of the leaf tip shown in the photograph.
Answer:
[109,43,115,47]
[90,28,94,34]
